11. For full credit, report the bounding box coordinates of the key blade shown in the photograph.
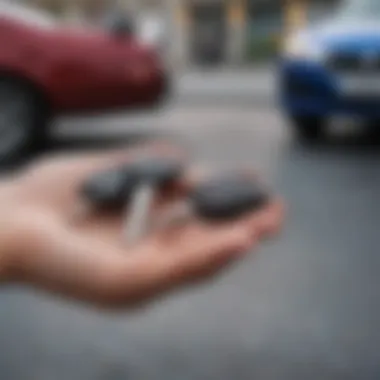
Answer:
[124,184,156,245]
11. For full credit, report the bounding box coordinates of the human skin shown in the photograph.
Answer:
[0,143,284,310]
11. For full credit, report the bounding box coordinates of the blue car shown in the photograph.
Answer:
[280,0,380,141]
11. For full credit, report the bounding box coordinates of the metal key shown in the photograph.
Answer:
[124,157,184,244]
[190,174,269,221]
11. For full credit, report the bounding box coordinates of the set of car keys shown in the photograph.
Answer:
[78,153,270,245]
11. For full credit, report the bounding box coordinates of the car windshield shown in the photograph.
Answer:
[0,3,58,29]
[337,0,380,20]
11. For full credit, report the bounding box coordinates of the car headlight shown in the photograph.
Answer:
[283,33,325,62]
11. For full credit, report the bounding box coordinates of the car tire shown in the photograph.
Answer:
[366,119,380,140]
[0,77,49,167]
[290,115,326,143]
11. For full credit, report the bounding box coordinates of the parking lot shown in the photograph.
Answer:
[0,70,380,380]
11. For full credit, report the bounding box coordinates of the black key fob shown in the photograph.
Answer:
[81,167,136,209]
[191,175,269,221]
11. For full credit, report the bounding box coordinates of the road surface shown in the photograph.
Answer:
[0,81,380,380]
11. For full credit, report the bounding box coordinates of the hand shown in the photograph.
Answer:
[0,143,284,309]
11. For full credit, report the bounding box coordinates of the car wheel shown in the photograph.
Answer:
[366,119,380,140]
[290,115,326,143]
[0,78,48,167]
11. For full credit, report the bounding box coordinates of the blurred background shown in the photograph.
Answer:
[10,0,339,66]
[1,0,380,379]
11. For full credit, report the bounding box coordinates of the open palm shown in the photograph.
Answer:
[0,143,284,309]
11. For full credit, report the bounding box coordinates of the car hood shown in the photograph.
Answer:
[306,20,380,51]
[50,26,120,45]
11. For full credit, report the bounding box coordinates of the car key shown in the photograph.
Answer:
[74,165,137,220]
[155,173,270,230]
[190,174,269,221]
[81,167,137,208]
[124,156,184,244]
[78,146,180,212]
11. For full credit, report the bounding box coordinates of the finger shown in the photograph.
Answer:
[250,198,286,238]
[109,217,258,307]
[137,215,259,293]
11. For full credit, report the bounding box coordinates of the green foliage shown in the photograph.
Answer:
[246,33,281,61]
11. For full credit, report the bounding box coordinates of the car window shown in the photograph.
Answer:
[338,0,380,20]
[0,2,58,29]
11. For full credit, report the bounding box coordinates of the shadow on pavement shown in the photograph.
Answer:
[292,130,380,155]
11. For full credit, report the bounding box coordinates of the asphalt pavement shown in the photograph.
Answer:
[173,67,275,104]
[0,70,380,380]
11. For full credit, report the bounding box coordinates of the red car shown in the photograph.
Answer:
[0,3,169,162]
